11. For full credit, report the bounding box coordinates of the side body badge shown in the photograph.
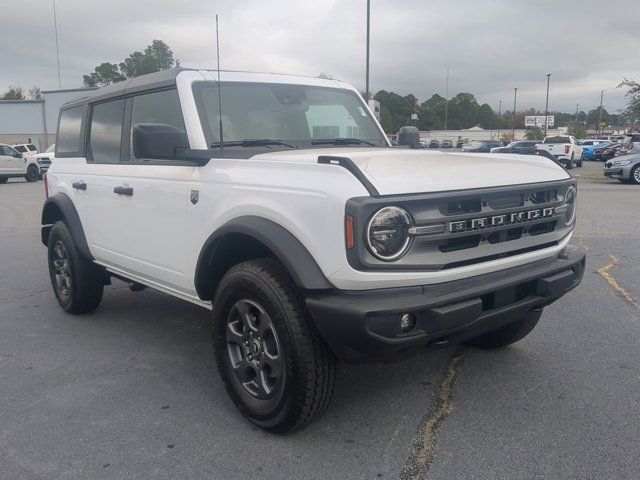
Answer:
[190,190,199,205]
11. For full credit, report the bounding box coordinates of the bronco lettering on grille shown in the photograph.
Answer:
[449,207,556,233]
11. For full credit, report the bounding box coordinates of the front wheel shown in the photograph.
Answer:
[25,165,39,182]
[212,258,335,433]
[47,221,104,314]
[465,309,542,349]
[631,165,640,185]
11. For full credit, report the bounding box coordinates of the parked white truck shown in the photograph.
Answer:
[536,136,584,169]
[41,69,586,432]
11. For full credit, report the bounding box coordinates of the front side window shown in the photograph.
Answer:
[2,146,19,156]
[192,82,387,149]
[129,89,187,161]
[57,106,84,156]
[88,99,125,163]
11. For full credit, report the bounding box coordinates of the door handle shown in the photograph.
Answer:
[72,181,87,191]
[113,185,134,196]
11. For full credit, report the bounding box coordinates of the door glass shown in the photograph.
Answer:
[129,89,186,161]
[57,106,84,155]
[89,99,125,163]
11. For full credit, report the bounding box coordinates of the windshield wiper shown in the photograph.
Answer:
[311,137,377,147]
[210,139,298,149]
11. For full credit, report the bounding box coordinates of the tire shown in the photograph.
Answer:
[212,258,336,433]
[631,165,640,185]
[464,309,542,349]
[25,165,39,182]
[47,221,104,314]
[0,177,8,184]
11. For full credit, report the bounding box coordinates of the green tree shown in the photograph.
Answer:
[619,77,640,125]
[83,62,126,87]
[567,123,587,139]
[83,40,179,87]
[1,85,25,100]
[524,126,544,140]
[373,90,417,133]
[587,107,609,130]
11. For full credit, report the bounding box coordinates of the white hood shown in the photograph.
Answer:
[252,148,570,196]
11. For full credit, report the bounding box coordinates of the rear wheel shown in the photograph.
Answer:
[212,258,335,433]
[465,309,542,349]
[47,221,104,314]
[631,165,640,185]
[25,165,39,182]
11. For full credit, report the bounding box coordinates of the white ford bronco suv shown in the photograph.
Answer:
[42,69,585,432]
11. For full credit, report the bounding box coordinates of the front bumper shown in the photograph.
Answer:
[306,247,586,363]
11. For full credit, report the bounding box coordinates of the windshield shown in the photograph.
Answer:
[45,144,55,153]
[192,82,388,149]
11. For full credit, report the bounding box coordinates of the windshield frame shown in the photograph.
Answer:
[191,80,390,151]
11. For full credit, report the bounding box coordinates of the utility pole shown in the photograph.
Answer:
[512,88,518,140]
[597,90,604,135]
[444,66,449,130]
[365,0,370,101]
[497,100,502,141]
[544,73,551,136]
[52,0,62,89]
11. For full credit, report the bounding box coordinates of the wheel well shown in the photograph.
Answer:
[41,201,65,246]
[196,233,276,301]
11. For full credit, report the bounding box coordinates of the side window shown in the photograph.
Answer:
[129,89,187,162]
[88,99,125,164]
[27,144,37,151]
[56,106,84,156]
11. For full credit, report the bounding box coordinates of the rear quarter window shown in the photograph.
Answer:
[56,106,85,157]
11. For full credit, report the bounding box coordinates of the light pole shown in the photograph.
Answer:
[512,88,518,140]
[365,0,370,101]
[544,73,551,136]
[52,0,62,89]
[497,100,502,141]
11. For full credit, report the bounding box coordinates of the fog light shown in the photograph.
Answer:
[400,313,417,333]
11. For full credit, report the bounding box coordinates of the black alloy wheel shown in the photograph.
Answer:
[225,299,283,399]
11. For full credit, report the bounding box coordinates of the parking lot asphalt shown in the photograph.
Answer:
[1,161,638,480]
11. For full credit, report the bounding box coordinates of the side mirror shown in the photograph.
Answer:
[397,126,420,149]
[132,123,188,160]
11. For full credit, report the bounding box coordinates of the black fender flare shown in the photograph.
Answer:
[194,216,333,299]
[41,193,93,260]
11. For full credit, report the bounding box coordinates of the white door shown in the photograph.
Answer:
[0,146,13,174]
[0,146,24,174]
[79,91,193,293]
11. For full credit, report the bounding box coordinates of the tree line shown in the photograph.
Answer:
[372,90,626,134]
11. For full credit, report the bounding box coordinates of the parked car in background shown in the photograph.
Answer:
[32,144,55,174]
[535,136,583,169]
[603,154,640,184]
[428,139,440,148]
[441,140,453,148]
[601,143,623,161]
[491,140,538,154]
[462,140,502,153]
[12,143,38,156]
[456,139,465,148]
[581,140,611,161]
[0,144,42,183]
[620,133,640,156]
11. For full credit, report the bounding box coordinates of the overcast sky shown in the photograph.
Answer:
[2,0,638,113]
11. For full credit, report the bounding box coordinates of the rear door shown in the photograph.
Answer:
[80,90,193,293]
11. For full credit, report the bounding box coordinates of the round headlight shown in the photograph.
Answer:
[366,206,412,261]
[564,186,576,225]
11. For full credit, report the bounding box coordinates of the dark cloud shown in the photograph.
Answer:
[1,0,637,112]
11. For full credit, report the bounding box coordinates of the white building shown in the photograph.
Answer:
[0,87,95,150]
